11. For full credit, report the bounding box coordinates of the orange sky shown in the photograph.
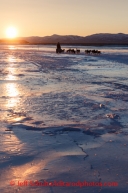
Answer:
[0,0,128,38]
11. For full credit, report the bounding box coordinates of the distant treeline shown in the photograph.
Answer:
[0,39,29,44]
[29,43,128,46]
[0,40,128,46]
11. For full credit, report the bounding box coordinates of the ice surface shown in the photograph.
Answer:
[0,45,128,193]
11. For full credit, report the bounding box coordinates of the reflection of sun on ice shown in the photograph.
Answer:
[8,56,15,62]
[6,56,17,80]
[5,83,19,108]
[6,27,17,38]
[6,83,19,97]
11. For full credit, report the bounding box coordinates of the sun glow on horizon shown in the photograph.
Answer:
[6,27,17,39]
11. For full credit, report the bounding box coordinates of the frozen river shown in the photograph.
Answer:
[0,45,128,193]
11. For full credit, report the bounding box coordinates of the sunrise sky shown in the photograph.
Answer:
[0,0,128,38]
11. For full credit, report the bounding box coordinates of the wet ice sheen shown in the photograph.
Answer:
[0,45,128,133]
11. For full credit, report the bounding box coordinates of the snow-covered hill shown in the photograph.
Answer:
[20,33,128,44]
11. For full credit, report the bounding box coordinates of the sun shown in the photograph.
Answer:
[6,27,17,39]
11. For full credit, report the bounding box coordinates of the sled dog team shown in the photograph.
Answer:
[56,42,101,55]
